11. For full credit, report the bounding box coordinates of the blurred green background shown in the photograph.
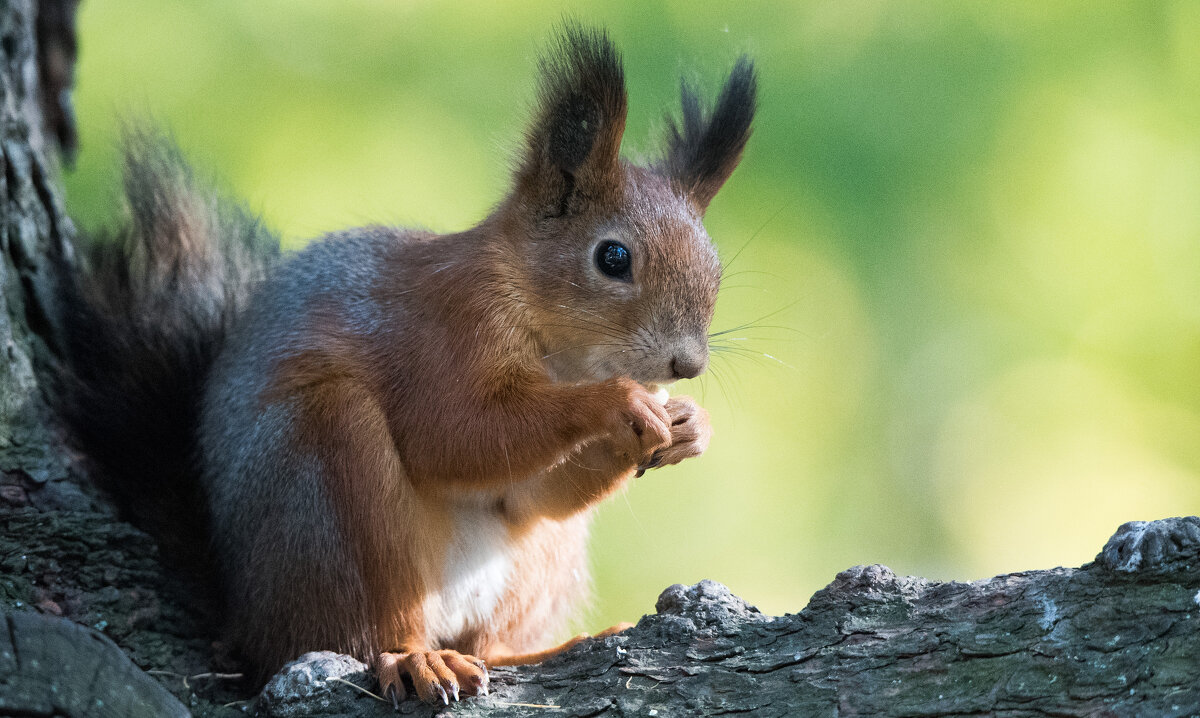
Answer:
[63,1,1200,631]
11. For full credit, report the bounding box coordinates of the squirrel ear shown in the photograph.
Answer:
[518,24,628,217]
[661,57,757,213]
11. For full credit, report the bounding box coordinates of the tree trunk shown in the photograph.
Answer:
[1,2,1199,717]
[0,1,189,715]
[0,0,96,518]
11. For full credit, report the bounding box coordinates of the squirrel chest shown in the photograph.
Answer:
[423,501,514,647]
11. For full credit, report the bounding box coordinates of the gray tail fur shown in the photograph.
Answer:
[56,126,278,569]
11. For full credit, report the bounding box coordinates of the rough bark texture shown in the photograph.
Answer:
[0,1,194,715]
[1,0,93,528]
[251,517,1200,718]
[4,511,1200,717]
[3,2,1200,717]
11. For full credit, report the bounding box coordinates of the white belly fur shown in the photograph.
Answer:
[422,503,513,647]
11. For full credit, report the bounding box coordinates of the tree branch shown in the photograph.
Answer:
[255,516,1200,717]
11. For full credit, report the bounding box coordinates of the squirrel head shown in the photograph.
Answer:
[500,25,756,387]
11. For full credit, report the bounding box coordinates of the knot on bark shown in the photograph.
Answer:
[654,579,763,630]
[1098,516,1200,573]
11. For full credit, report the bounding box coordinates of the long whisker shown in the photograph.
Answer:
[705,359,735,410]
[541,342,627,361]
[554,281,627,331]
[710,342,796,371]
[590,345,631,374]
[719,204,786,280]
[717,352,755,404]
[717,284,777,294]
[504,297,628,342]
[720,269,787,283]
[499,322,622,338]
[710,324,808,340]
[520,276,629,336]
[708,299,804,339]
[551,301,625,333]
[507,295,628,340]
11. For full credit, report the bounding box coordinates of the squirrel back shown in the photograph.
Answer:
[56,129,278,564]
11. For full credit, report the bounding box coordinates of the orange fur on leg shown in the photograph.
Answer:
[485,622,635,666]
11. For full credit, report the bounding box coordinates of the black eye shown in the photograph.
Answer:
[595,240,632,280]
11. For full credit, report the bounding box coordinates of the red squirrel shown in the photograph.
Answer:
[57,25,756,705]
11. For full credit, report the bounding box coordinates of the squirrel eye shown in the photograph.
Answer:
[595,240,632,280]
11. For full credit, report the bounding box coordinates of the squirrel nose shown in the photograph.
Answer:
[670,349,708,380]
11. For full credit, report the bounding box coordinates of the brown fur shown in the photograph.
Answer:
[232,26,754,694]
[59,26,755,702]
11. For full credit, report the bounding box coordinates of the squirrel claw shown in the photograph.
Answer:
[377,649,488,705]
[637,450,664,474]
[631,397,709,476]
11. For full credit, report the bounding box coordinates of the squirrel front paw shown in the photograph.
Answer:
[376,649,488,706]
[637,396,711,474]
[604,379,672,467]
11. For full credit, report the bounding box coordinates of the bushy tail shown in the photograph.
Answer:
[56,127,278,565]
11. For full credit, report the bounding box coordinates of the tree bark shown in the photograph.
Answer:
[253,517,1200,718]
[2,2,1200,717]
[0,0,191,714]
[5,506,1200,717]
[0,0,97,521]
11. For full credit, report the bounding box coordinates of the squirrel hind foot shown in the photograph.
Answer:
[376,650,488,706]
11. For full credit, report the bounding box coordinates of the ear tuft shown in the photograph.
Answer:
[661,56,757,213]
[520,24,628,215]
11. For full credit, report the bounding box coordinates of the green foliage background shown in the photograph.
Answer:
[64,2,1200,631]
